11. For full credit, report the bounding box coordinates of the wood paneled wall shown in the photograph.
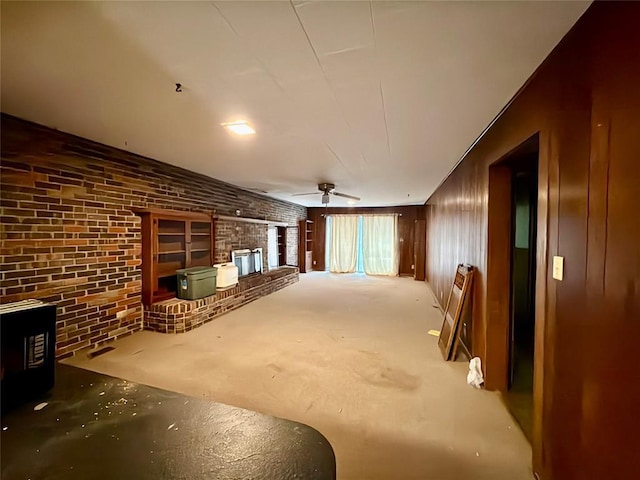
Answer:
[425,3,640,480]
[307,206,424,275]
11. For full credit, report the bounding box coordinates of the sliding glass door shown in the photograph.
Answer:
[325,214,399,276]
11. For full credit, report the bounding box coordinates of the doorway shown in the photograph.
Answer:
[505,153,538,441]
[486,134,540,442]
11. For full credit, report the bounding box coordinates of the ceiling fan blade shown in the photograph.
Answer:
[331,191,360,201]
[292,192,320,196]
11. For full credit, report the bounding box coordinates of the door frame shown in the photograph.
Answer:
[485,133,549,476]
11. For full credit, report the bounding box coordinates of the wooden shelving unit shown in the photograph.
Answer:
[135,208,215,305]
[276,226,287,266]
[298,219,313,273]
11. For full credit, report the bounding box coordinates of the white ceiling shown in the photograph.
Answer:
[1,1,589,207]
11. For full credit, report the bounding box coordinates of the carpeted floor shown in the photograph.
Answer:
[65,272,533,480]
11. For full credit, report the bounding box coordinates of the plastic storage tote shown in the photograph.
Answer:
[176,266,217,300]
[213,263,239,289]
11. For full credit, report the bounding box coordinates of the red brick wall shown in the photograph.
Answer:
[215,221,300,269]
[0,115,307,357]
[286,226,299,266]
[214,220,269,269]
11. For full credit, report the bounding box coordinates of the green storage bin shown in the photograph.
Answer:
[176,266,217,300]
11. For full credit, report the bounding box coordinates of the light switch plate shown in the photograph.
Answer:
[552,256,564,281]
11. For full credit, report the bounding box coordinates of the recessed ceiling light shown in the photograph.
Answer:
[348,199,356,205]
[222,121,255,135]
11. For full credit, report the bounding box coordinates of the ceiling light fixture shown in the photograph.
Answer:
[222,121,255,136]
[348,199,356,205]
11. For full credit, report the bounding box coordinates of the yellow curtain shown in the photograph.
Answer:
[329,215,358,273]
[362,214,399,276]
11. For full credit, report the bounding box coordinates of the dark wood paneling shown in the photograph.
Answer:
[307,209,326,271]
[580,7,640,477]
[413,219,426,281]
[308,206,423,275]
[398,216,414,275]
[424,3,640,479]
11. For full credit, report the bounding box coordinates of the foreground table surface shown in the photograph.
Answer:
[1,364,336,480]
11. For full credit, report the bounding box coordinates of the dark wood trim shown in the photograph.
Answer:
[539,129,561,480]
[485,164,512,391]
[308,206,422,216]
[413,219,426,281]
[532,131,551,477]
[140,214,154,306]
[131,207,213,221]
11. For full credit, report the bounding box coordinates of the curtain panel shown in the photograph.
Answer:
[362,214,399,276]
[329,215,359,273]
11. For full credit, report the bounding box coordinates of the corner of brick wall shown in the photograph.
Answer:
[0,114,307,357]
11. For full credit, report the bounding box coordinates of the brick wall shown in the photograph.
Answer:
[0,115,307,357]
[214,221,299,269]
[214,219,269,270]
[286,226,299,266]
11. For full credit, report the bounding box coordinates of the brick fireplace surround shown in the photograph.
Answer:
[0,115,307,357]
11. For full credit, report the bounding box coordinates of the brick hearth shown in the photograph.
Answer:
[144,267,299,334]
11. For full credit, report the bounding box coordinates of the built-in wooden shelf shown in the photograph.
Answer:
[277,225,287,266]
[298,220,313,273]
[134,208,215,305]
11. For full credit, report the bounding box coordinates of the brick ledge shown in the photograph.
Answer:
[144,267,298,333]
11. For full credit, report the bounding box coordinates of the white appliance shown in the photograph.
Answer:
[213,263,239,289]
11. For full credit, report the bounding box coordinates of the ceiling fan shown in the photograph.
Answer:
[292,183,360,205]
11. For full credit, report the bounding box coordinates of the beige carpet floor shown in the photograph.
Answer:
[65,272,533,480]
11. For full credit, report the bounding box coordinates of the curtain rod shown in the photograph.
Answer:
[320,213,402,217]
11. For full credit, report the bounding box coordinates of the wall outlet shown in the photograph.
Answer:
[411,264,414,270]
[552,256,564,281]
[313,260,316,265]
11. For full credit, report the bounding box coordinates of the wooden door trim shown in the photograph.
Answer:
[485,133,550,477]
[485,164,512,392]
[531,131,551,477]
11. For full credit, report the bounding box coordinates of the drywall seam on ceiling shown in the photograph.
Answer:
[370,2,392,159]
[210,0,287,95]
[290,0,362,177]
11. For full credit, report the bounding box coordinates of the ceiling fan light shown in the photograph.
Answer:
[321,193,330,204]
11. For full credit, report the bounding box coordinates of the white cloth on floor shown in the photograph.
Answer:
[467,357,484,388]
